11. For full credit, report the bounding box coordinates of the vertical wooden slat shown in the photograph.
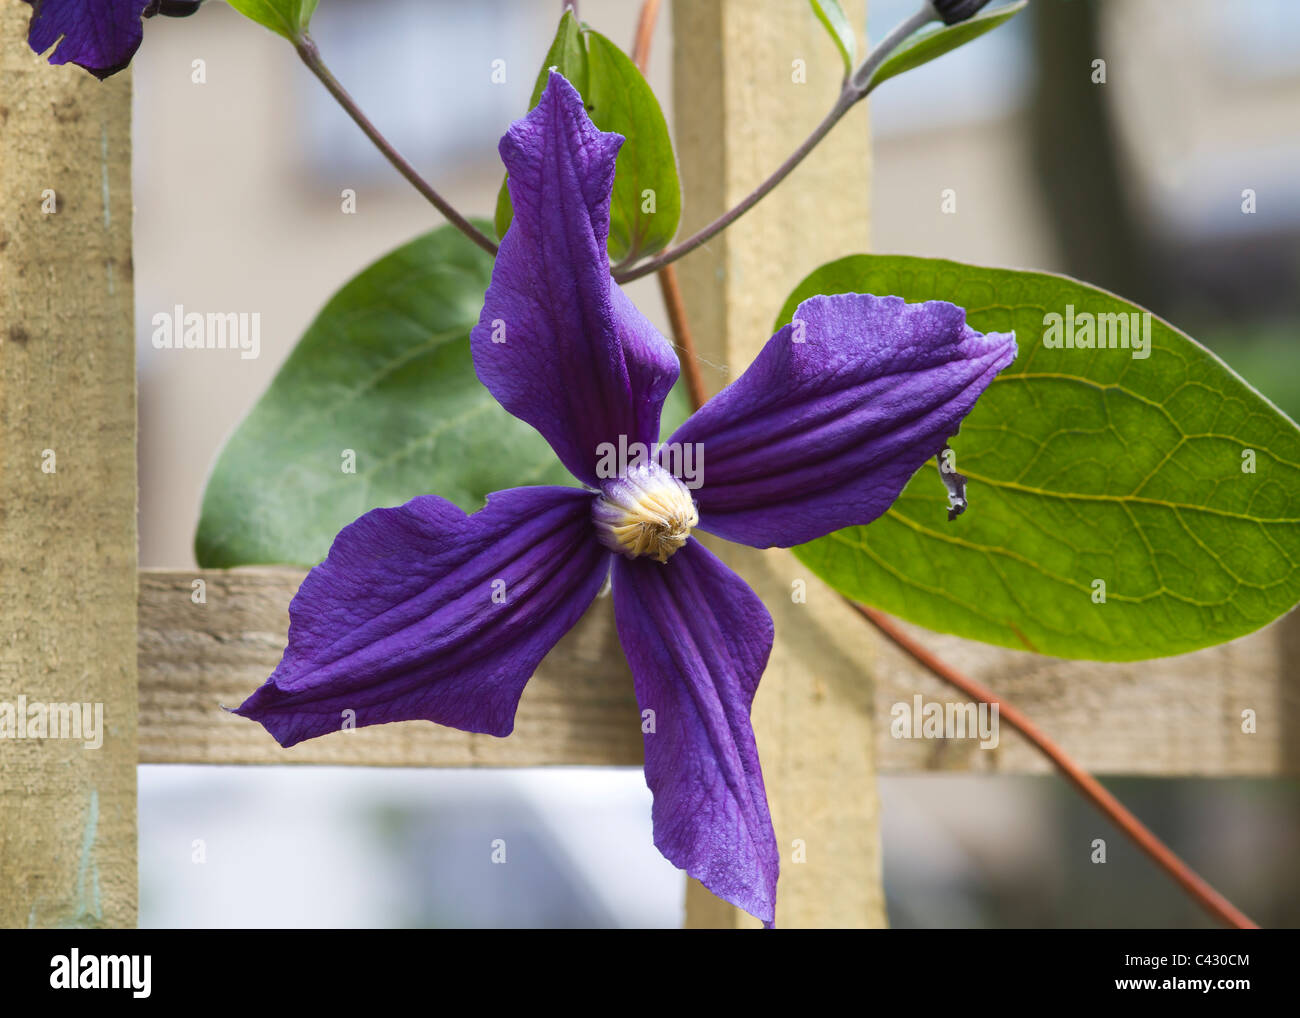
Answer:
[673,0,886,927]
[0,10,138,927]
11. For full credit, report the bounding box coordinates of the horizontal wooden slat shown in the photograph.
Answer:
[871,606,1299,778]
[138,569,1298,775]
[138,568,643,768]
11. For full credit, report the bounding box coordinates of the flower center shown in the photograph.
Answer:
[593,460,698,563]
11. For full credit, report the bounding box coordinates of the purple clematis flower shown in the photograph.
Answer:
[22,0,201,80]
[234,72,1016,925]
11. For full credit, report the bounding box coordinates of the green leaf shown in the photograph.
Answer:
[196,222,692,569]
[493,10,588,241]
[225,0,318,41]
[866,0,1026,91]
[195,223,570,568]
[776,255,1300,661]
[584,32,681,265]
[810,0,857,77]
[494,13,681,265]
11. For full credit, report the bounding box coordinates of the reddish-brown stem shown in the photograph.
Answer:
[630,0,708,409]
[631,0,661,68]
[657,265,711,410]
[850,602,1259,930]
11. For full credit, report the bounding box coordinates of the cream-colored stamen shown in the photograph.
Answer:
[593,461,698,563]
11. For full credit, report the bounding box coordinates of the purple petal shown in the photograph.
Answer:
[471,72,679,486]
[612,540,778,926]
[23,0,152,79]
[235,486,610,748]
[670,294,1017,547]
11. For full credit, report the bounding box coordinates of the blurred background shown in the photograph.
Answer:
[134,0,1299,926]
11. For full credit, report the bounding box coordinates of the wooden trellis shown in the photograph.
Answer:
[2,0,1295,930]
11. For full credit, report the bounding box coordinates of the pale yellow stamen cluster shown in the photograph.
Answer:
[605,496,697,563]
[594,464,698,563]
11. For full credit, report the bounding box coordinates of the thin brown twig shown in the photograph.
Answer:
[626,0,1259,932]
[657,265,710,410]
[631,0,661,67]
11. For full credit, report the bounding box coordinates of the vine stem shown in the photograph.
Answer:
[614,91,853,284]
[657,264,710,410]
[294,34,499,259]
[613,2,938,284]
[629,0,1258,931]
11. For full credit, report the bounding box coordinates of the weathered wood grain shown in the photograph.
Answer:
[0,8,138,928]
[139,570,1299,777]
[139,569,643,767]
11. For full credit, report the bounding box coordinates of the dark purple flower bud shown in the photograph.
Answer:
[146,1,203,16]
[930,0,993,26]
